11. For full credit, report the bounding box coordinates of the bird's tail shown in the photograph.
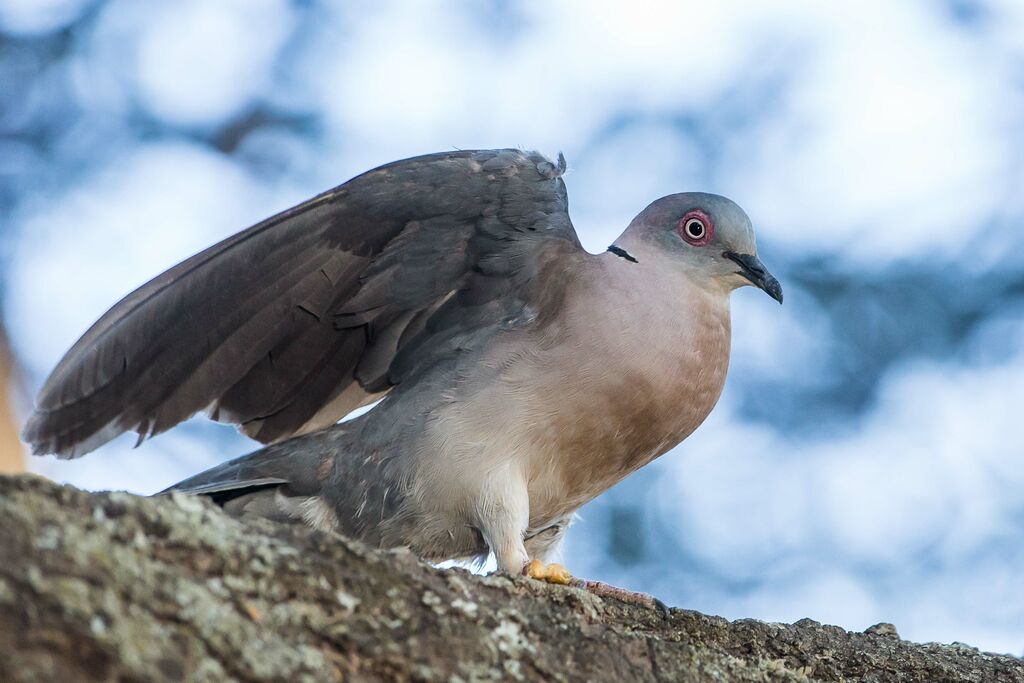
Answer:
[157,433,338,530]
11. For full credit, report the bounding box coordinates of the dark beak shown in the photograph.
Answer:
[723,252,784,304]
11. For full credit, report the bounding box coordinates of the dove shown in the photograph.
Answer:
[23,149,782,585]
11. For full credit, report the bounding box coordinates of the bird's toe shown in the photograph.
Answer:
[523,560,574,585]
[583,580,670,616]
[525,559,547,580]
[543,563,572,585]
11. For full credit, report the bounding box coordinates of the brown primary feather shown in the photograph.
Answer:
[23,149,581,458]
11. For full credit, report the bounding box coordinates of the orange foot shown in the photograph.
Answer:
[524,559,573,585]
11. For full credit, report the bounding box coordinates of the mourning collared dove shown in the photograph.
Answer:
[23,149,781,582]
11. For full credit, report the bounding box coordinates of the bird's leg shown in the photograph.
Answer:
[475,473,573,584]
[474,469,531,576]
[490,529,530,577]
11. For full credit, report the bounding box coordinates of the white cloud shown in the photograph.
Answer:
[728,2,1016,263]
[0,0,89,35]
[130,0,294,127]
[731,571,883,633]
[28,423,244,495]
[566,122,707,251]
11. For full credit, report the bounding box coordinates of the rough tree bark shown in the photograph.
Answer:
[1,474,1021,682]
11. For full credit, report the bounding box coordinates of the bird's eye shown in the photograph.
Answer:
[685,218,706,240]
[677,209,714,246]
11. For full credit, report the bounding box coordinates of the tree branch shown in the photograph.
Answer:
[1,475,1020,682]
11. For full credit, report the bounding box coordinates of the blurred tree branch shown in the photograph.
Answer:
[0,333,24,474]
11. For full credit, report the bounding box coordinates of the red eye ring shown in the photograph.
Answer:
[677,209,713,246]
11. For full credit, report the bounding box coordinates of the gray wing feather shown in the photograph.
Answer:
[24,149,581,458]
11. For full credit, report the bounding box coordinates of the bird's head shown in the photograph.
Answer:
[613,192,783,304]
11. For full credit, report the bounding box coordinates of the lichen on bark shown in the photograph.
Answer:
[1,474,1021,682]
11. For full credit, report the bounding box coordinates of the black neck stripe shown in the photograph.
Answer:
[607,245,639,263]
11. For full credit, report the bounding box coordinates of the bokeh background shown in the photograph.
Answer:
[3,0,1024,654]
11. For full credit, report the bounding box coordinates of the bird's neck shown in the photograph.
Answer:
[590,248,734,331]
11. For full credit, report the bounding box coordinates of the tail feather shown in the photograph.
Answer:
[158,436,329,506]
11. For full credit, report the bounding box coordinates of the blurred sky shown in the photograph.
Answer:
[3,0,1024,655]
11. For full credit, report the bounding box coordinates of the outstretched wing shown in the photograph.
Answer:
[24,149,583,458]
